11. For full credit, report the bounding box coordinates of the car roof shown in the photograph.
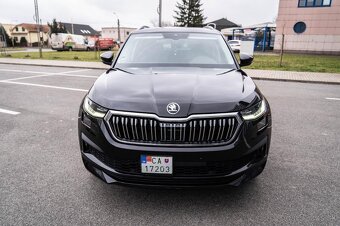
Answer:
[132,27,221,35]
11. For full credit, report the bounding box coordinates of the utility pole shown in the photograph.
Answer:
[71,19,74,34]
[158,0,162,27]
[40,19,44,47]
[279,24,286,67]
[34,0,42,58]
[113,13,121,43]
[279,34,285,67]
[117,19,121,43]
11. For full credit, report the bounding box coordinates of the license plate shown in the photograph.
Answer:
[141,155,173,174]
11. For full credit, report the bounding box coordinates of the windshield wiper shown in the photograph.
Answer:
[106,67,133,74]
[216,68,236,75]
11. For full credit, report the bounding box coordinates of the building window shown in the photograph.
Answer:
[293,22,307,33]
[126,31,130,35]
[15,27,18,31]
[298,0,332,7]
[22,28,25,32]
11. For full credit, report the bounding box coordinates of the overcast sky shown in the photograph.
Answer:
[0,0,279,29]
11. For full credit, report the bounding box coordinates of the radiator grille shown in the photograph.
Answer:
[105,112,241,145]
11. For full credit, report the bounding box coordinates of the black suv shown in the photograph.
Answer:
[78,27,271,187]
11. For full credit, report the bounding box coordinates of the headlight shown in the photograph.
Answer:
[83,96,108,118]
[241,100,267,121]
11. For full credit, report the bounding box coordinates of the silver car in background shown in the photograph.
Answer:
[228,40,241,53]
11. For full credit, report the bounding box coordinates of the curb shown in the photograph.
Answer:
[1,61,339,85]
[0,61,107,70]
[251,77,340,85]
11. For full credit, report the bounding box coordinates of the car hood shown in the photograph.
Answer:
[88,69,262,118]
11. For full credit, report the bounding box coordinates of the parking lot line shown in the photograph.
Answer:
[0,68,98,82]
[0,80,88,92]
[61,69,93,74]
[0,73,98,82]
[56,74,98,78]
[0,68,93,76]
[0,69,48,74]
[325,97,340,101]
[0,107,20,115]
[3,74,53,82]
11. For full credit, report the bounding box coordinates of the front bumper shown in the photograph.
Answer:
[78,107,272,188]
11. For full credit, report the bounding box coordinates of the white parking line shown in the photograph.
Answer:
[0,81,88,92]
[62,69,93,74]
[57,74,98,78]
[0,108,20,115]
[0,69,98,82]
[0,73,98,82]
[0,68,96,91]
[325,97,340,101]
[0,68,93,75]
[0,69,47,74]
[4,74,52,82]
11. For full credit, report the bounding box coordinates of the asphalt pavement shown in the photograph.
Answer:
[0,63,339,225]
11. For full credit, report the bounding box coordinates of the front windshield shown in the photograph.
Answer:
[115,32,236,69]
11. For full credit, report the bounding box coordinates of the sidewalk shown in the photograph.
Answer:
[0,58,340,85]
[0,58,107,69]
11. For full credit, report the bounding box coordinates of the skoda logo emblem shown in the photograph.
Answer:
[167,102,180,115]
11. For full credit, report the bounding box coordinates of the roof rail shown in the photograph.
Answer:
[139,26,150,30]
[205,23,216,30]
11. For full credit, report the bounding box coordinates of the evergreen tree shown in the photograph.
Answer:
[174,0,206,27]
[0,25,13,47]
[48,18,67,35]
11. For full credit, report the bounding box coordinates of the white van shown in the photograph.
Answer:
[51,33,92,51]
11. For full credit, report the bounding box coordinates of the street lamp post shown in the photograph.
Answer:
[113,13,121,43]
[40,19,44,48]
[158,0,162,27]
[34,0,42,58]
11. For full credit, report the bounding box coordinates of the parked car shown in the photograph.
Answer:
[95,38,113,50]
[228,40,241,52]
[78,27,271,187]
[50,33,92,51]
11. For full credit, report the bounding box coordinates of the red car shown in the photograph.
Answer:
[96,38,118,50]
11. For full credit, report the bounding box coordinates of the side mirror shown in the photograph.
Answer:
[100,51,114,65]
[239,53,254,67]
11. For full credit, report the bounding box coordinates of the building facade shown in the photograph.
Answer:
[101,27,136,42]
[11,23,50,47]
[274,0,340,54]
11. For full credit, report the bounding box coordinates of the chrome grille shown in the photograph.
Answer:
[105,111,241,145]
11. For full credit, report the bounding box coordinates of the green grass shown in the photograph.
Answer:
[1,51,340,73]
[245,53,340,73]
[1,51,117,62]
